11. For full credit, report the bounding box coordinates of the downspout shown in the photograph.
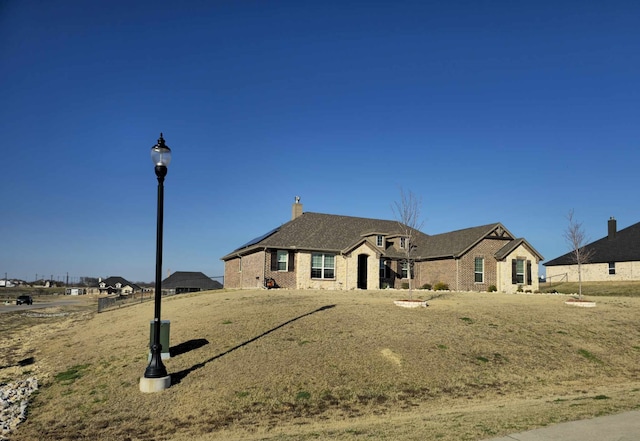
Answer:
[235,253,243,288]
[344,254,348,290]
[456,258,459,291]
[262,247,268,289]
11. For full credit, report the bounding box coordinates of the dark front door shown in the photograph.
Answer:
[357,254,368,289]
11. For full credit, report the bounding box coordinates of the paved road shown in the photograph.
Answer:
[0,296,89,314]
[483,409,640,441]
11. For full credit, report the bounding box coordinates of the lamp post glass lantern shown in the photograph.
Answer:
[151,134,172,167]
[144,133,171,381]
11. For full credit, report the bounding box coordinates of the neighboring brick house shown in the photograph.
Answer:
[221,199,543,293]
[545,217,640,282]
[161,271,222,294]
[98,276,141,295]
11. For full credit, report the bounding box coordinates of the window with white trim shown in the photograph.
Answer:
[515,259,525,284]
[376,235,384,247]
[401,261,409,279]
[609,262,616,275]
[277,250,288,271]
[311,253,335,279]
[400,237,407,249]
[474,257,484,283]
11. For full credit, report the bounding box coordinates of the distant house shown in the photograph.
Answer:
[65,287,88,295]
[98,277,142,295]
[221,198,543,293]
[161,271,222,294]
[545,217,640,282]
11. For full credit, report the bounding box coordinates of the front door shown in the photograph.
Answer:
[357,254,368,289]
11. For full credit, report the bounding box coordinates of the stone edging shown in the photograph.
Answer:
[394,300,428,308]
[565,300,597,307]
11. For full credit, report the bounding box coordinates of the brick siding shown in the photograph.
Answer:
[456,238,509,291]
[419,259,457,289]
[225,239,540,292]
[223,250,267,289]
[265,249,297,288]
[223,258,240,288]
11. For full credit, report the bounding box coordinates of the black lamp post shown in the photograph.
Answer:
[144,133,171,382]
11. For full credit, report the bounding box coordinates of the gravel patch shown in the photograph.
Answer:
[0,378,38,440]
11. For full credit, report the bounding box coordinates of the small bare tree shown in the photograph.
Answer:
[563,209,595,299]
[392,189,424,299]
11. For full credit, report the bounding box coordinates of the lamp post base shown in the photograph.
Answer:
[139,375,171,393]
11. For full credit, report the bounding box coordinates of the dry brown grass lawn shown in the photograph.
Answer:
[3,290,640,441]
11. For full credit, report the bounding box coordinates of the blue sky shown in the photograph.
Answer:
[2,0,639,283]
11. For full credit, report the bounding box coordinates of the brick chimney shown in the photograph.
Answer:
[608,216,617,239]
[292,196,303,220]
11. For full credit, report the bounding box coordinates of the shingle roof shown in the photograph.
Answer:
[221,213,541,262]
[424,223,504,258]
[545,221,640,266]
[162,271,222,290]
[222,212,428,260]
[495,238,543,261]
[100,276,141,291]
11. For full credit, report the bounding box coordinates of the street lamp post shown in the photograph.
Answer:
[140,133,172,393]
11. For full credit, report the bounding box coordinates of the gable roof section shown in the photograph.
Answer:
[545,221,640,266]
[495,238,544,261]
[162,271,222,290]
[342,237,384,256]
[424,223,513,259]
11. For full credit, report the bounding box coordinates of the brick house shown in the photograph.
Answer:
[221,199,543,293]
[161,271,222,294]
[545,217,640,282]
[98,276,141,295]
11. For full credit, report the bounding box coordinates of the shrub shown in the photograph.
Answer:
[401,282,410,290]
[434,282,449,291]
[421,283,432,290]
[488,285,497,292]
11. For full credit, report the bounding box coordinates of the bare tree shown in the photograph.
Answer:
[563,209,595,299]
[392,189,424,299]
